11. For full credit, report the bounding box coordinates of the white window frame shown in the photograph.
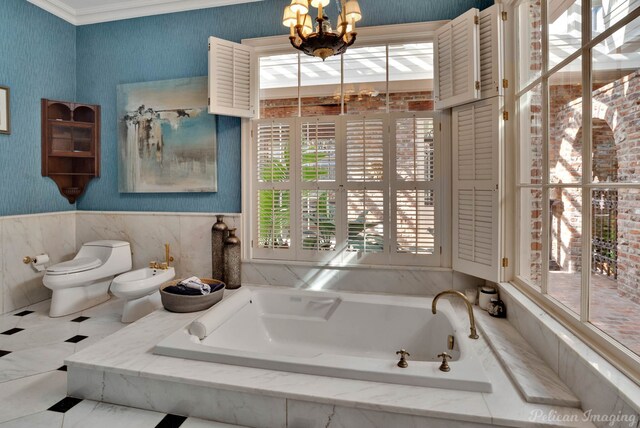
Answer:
[511,0,640,383]
[241,22,450,268]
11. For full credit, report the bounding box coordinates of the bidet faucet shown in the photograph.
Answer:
[432,290,479,339]
[164,243,174,267]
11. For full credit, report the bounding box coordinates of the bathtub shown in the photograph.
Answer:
[154,287,492,393]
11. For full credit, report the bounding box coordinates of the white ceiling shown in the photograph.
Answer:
[28,0,262,26]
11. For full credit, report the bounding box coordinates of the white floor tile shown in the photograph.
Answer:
[182,418,248,427]
[0,371,67,423]
[62,400,165,428]
[0,342,75,383]
[0,411,63,428]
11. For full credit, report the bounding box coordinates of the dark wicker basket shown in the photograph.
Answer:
[160,278,225,313]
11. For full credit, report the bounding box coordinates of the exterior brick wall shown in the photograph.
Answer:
[548,70,640,301]
[260,91,433,118]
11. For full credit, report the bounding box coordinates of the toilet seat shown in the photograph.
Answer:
[46,257,103,275]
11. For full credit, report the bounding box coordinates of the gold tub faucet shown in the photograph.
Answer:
[432,290,479,339]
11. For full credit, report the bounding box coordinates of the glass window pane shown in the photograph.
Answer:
[301,121,336,182]
[549,0,582,70]
[257,190,291,249]
[590,188,640,356]
[344,45,387,113]
[519,85,544,185]
[549,57,583,184]
[592,0,640,37]
[519,188,544,290]
[517,0,543,89]
[395,116,435,182]
[260,53,299,119]
[388,43,434,112]
[591,17,640,183]
[300,54,342,117]
[347,190,385,253]
[547,187,582,315]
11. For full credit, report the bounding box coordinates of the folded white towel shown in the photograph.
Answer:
[178,276,211,295]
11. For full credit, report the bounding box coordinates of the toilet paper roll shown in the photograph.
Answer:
[32,254,49,272]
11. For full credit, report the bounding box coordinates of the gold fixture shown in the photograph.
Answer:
[283,0,361,60]
[396,349,410,368]
[164,243,174,267]
[23,256,33,264]
[447,335,455,350]
[437,352,452,372]
[432,290,479,339]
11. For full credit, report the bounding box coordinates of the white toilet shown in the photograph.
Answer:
[110,266,175,323]
[43,240,132,317]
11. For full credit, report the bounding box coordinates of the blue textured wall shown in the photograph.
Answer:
[0,0,76,216]
[75,0,492,213]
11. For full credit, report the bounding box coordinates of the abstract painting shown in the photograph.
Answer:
[117,77,217,192]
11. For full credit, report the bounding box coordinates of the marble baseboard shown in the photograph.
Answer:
[0,212,76,314]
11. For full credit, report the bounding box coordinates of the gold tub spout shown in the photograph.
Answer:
[432,290,479,339]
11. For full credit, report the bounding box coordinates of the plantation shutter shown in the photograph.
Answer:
[479,4,503,98]
[208,37,256,118]
[252,118,295,259]
[390,113,440,266]
[434,8,480,110]
[298,117,342,261]
[344,115,388,262]
[452,97,502,281]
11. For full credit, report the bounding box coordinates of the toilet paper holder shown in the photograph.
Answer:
[23,256,34,264]
[23,255,49,265]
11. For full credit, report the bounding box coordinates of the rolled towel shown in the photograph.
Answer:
[178,276,211,295]
[163,284,203,296]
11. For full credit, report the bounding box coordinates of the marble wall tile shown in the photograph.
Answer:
[77,212,241,281]
[286,400,493,428]
[1,212,76,314]
[99,372,286,428]
[242,262,461,297]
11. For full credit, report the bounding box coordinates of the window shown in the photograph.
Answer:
[252,41,441,266]
[516,0,640,371]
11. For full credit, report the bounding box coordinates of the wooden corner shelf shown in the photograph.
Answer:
[41,99,101,204]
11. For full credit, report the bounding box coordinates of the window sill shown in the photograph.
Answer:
[502,280,640,413]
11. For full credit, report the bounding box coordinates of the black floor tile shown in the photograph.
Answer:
[155,414,187,428]
[64,335,88,343]
[71,316,90,323]
[47,397,83,413]
[1,328,24,335]
[14,310,34,317]
[57,365,67,371]
[0,350,11,358]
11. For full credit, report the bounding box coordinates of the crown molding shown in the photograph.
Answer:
[28,0,263,26]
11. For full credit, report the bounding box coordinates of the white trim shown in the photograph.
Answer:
[75,210,241,217]
[0,210,76,220]
[28,0,264,26]
[242,21,447,53]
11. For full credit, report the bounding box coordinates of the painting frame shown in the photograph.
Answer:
[117,76,217,193]
[0,86,10,135]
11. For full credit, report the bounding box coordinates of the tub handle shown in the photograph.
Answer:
[396,349,410,368]
[437,352,452,372]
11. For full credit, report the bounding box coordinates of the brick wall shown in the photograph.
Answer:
[260,91,433,118]
[548,70,640,301]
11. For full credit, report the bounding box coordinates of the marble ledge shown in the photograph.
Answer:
[499,282,640,416]
[66,288,593,428]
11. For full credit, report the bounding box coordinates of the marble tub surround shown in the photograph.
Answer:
[475,310,580,408]
[0,212,76,314]
[242,261,479,296]
[75,211,241,280]
[500,283,640,426]
[66,286,594,428]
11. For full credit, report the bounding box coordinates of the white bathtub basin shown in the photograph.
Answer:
[154,287,492,392]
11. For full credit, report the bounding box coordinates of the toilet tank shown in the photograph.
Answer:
[77,240,132,269]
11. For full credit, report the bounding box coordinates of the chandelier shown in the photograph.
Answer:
[282,0,362,61]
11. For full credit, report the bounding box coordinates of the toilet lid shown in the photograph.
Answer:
[46,257,102,274]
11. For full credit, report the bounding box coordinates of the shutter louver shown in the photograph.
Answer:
[347,190,385,253]
[346,118,385,182]
[479,5,503,98]
[396,189,435,255]
[434,8,480,109]
[209,37,256,118]
[452,98,501,281]
[253,119,294,259]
